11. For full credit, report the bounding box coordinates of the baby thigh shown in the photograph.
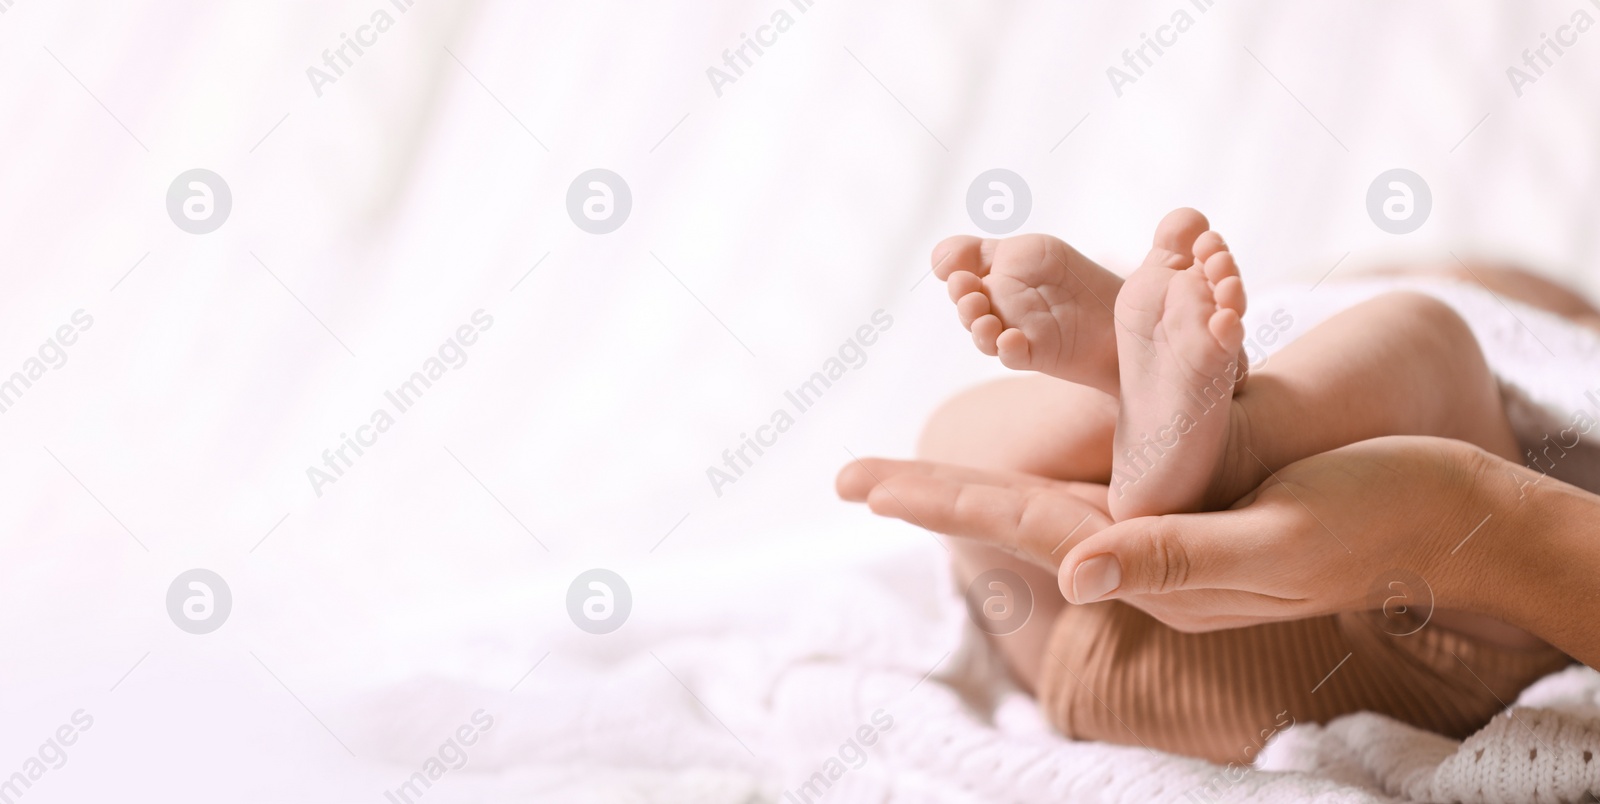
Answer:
[917,374,1117,481]
[918,376,1116,693]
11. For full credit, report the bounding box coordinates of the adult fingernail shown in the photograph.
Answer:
[1072,555,1121,603]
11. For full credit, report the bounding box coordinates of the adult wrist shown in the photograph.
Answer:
[1460,448,1598,664]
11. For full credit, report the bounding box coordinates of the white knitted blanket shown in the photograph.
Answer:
[354,279,1600,804]
[361,552,1600,804]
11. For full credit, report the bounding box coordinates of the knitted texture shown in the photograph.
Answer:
[353,554,1596,803]
[1262,666,1600,803]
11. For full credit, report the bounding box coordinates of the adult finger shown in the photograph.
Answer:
[866,473,1109,568]
[1057,508,1265,604]
[836,456,1095,502]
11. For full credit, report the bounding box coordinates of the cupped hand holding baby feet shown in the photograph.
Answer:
[1066,436,1532,630]
[839,437,1540,634]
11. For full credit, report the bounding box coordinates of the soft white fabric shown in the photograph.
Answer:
[1261,668,1600,804]
[352,550,1409,804]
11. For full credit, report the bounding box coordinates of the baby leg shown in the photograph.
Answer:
[1110,264,1524,516]
[1205,291,1523,508]
[1125,289,1545,650]
[915,375,1115,693]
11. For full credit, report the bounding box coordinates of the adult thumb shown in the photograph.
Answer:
[1058,511,1239,604]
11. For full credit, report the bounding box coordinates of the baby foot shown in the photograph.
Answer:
[1108,208,1247,521]
[932,234,1127,396]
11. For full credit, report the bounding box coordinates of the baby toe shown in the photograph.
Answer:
[996,328,1032,370]
[1202,251,1239,286]
[1151,208,1211,257]
[1207,308,1245,352]
[947,270,983,302]
[971,315,1003,356]
[956,291,992,329]
[1193,231,1228,264]
[933,236,984,280]
[1213,275,1246,317]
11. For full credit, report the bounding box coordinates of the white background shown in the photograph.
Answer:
[1,0,1598,799]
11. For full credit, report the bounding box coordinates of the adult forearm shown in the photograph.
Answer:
[1471,460,1600,669]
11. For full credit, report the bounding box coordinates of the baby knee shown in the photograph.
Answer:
[1377,291,1468,328]
[1372,291,1479,353]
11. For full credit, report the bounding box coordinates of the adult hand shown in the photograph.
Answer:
[1056,435,1503,632]
[843,435,1600,668]
[841,436,1506,631]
